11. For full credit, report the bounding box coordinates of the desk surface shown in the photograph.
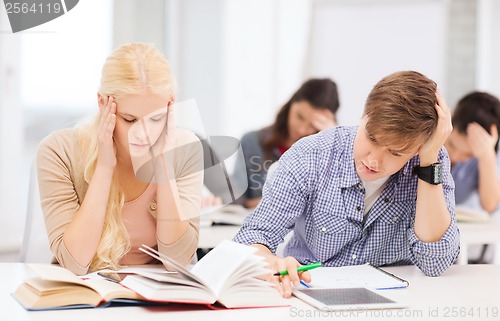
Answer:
[457,216,500,264]
[198,217,500,264]
[3,263,499,321]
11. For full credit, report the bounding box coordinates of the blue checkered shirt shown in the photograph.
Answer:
[233,126,460,277]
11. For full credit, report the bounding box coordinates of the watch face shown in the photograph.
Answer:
[433,163,443,183]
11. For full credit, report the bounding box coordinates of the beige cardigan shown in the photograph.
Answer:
[36,127,203,275]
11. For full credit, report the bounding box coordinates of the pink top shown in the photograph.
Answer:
[120,183,159,265]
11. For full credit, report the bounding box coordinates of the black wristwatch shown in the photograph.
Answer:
[412,162,443,185]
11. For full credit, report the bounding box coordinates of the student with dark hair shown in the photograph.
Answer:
[234,78,340,208]
[234,71,459,297]
[445,91,500,212]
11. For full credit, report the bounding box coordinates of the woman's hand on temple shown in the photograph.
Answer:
[97,95,117,170]
[311,110,337,132]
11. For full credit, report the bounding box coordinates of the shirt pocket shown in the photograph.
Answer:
[372,201,413,265]
[307,210,348,262]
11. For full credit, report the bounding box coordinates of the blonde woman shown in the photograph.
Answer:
[37,43,203,275]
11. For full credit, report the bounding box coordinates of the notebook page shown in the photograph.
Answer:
[308,264,408,289]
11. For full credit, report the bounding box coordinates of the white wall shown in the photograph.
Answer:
[306,0,447,126]
[0,8,23,252]
[477,0,500,97]
[220,0,314,140]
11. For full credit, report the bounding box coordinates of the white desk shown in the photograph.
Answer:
[457,215,500,264]
[198,225,241,249]
[3,263,500,321]
[198,205,248,249]
[198,219,500,265]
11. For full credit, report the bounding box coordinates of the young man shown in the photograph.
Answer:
[445,91,500,213]
[233,71,460,297]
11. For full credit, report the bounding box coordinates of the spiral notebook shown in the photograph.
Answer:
[307,263,409,290]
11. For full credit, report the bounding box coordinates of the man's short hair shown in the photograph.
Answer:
[363,70,438,153]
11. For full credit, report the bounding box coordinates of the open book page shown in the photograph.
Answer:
[84,265,176,279]
[139,240,269,296]
[308,264,409,290]
[455,205,491,223]
[15,278,103,309]
[15,264,141,310]
[120,274,215,304]
[138,245,209,287]
[128,241,286,308]
[28,264,87,286]
[27,264,141,301]
[83,278,142,301]
[190,239,264,295]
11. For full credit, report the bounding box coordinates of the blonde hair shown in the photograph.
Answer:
[76,43,176,271]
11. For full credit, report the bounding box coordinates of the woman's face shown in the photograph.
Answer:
[287,101,335,145]
[112,93,170,159]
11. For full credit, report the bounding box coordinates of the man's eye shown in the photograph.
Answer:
[369,135,376,142]
[390,151,401,157]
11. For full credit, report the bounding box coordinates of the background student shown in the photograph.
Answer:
[233,78,340,208]
[445,91,500,212]
[37,43,204,275]
[234,71,460,297]
[444,91,500,263]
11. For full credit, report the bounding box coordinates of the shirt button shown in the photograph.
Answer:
[150,202,157,211]
[384,197,390,203]
[352,254,357,259]
[356,205,361,211]
[357,183,363,189]
[392,216,398,222]
[321,226,327,232]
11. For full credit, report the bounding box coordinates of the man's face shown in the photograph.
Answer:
[444,129,472,164]
[353,118,420,181]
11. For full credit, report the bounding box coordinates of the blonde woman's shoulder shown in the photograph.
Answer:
[175,127,201,146]
[37,128,80,154]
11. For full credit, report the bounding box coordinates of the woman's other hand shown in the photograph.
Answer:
[97,95,117,169]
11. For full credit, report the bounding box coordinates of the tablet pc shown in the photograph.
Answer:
[293,288,406,311]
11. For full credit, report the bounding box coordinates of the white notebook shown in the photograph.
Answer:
[307,263,409,290]
[293,263,408,311]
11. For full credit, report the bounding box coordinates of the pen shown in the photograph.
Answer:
[299,280,311,288]
[273,262,322,276]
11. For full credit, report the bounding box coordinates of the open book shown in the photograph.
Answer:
[455,205,491,223]
[120,241,286,308]
[13,264,156,310]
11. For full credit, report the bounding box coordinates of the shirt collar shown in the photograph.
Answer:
[338,126,362,188]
